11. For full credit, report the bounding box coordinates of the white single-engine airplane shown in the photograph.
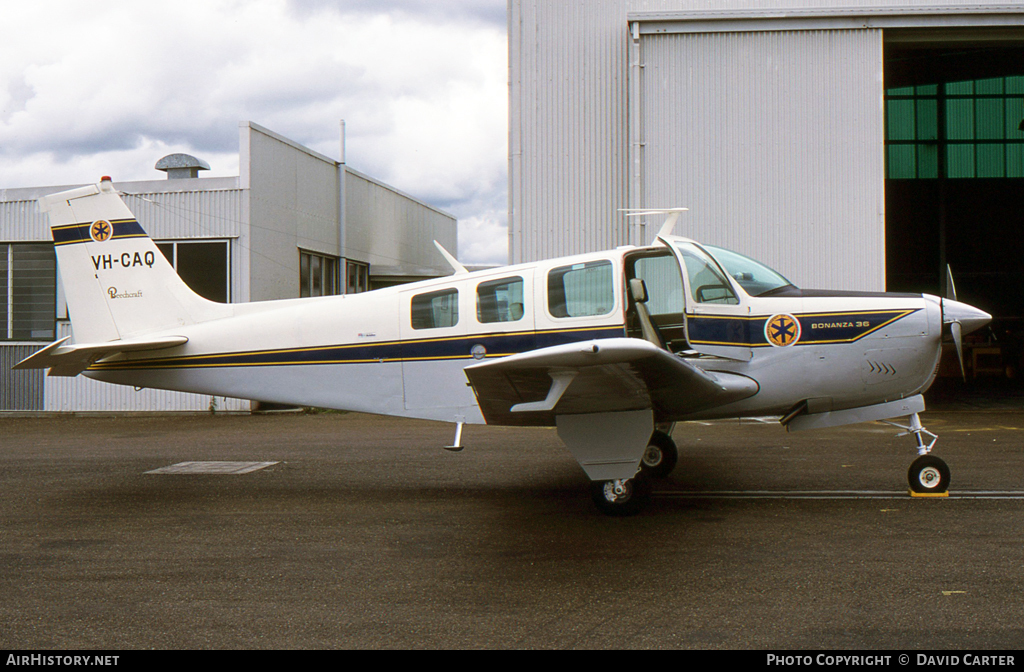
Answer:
[18,179,992,515]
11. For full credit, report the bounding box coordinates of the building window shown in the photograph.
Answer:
[0,243,56,341]
[298,250,339,298]
[548,260,614,318]
[345,259,369,294]
[886,76,1024,179]
[411,288,459,330]
[477,276,524,323]
[156,240,230,303]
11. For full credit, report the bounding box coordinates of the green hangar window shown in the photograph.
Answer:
[886,76,1024,179]
[0,243,56,341]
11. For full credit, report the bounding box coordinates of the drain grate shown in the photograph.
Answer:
[145,461,279,475]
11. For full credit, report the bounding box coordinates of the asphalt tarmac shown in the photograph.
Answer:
[1,410,1023,649]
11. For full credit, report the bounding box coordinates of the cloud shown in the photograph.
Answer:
[0,0,508,264]
[288,0,507,27]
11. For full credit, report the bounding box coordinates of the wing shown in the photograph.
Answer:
[464,337,758,426]
[14,335,188,377]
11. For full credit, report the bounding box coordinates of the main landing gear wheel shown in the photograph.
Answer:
[908,454,951,495]
[590,474,652,516]
[640,431,678,479]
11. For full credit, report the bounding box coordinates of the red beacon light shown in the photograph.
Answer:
[100,176,112,182]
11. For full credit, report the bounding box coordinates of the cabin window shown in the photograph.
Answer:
[297,249,340,299]
[548,260,614,318]
[411,288,459,330]
[0,243,56,341]
[477,276,524,323]
[157,240,231,303]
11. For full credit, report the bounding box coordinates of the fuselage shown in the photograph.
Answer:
[85,237,958,425]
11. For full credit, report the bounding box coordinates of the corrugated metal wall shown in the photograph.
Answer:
[509,0,632,265]
[637,28,885,290]
[509,0,1019,290]
[0,345,43,410]
[0,198,49,241]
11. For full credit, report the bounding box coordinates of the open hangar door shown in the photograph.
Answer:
[885,31,1024,385]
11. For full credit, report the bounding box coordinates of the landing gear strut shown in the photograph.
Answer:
[884,412,950,495]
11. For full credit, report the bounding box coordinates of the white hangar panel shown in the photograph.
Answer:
[510,1,1024,289]
[634,27,885,291]
[509,0,632,264]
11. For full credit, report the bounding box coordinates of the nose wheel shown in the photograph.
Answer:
[908,454,951,494]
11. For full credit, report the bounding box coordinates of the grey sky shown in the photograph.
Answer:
[0,0,509,264]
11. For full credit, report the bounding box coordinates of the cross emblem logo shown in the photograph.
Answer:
[765,313,800,347]
[90,220,112,242]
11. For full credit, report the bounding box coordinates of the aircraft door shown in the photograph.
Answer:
[662,240,754,361]
[399,284,472,416]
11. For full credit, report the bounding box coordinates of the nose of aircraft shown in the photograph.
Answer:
[942,298,992,335]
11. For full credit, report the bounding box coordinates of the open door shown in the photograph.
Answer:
[659,237,754,361]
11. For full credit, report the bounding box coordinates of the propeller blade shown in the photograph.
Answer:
[950,320,966,381]
[945,264,957,301]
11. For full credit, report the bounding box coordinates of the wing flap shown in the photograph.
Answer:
[14,335,188,377]
[464,338,758,426]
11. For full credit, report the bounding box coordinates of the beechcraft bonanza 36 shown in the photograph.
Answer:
[17,179,992,515]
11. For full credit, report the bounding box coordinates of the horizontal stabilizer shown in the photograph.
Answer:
[14,335,188,377]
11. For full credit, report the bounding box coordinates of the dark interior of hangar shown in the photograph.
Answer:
[884,34,1024,384]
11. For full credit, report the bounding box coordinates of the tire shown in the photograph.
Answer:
[908,455,951,494]
[640,431,678,479]
[590,474,652,516]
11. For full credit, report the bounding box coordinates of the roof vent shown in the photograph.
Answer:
[155,153,210,179]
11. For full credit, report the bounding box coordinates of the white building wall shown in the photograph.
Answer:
[240,121,341,302]
[344,167,458,279]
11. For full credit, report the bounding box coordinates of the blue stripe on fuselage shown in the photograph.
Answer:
[87,324,627,371]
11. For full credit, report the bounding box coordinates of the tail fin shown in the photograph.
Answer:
[40,177,231,343]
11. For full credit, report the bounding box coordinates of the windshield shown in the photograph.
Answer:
[703,245,795,297]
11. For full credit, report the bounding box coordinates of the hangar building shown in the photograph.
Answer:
[0,121,457,412]
[509,1,1024,377]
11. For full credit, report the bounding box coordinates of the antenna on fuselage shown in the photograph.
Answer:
[620,208,689,244]
[433,240,468,275]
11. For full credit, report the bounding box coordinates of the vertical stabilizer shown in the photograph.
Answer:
[39,178,231,343]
